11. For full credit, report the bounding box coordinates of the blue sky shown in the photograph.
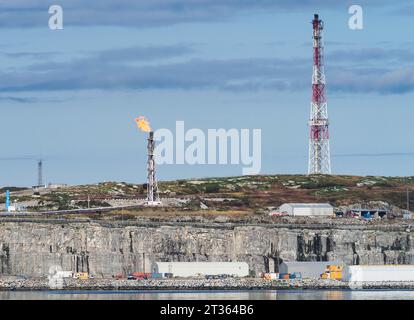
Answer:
[1,0,414,186]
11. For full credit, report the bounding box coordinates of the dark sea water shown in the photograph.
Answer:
[1,289,414,300]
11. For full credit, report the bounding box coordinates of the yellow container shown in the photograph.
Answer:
[327,265,343,272]
[329,271,342,280]
[321,270,342,280]
[75,272,89,280]
[264,274,272,280]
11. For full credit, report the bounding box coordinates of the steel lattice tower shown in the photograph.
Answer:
[146,131,160,205]
[308,14,331,175]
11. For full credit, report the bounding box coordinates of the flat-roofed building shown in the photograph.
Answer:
[279,203,334,217]
[344,265,414,282]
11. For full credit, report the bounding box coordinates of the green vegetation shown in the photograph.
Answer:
[3,174,414,214]
[157,174,414,210]
[0,187,28,193]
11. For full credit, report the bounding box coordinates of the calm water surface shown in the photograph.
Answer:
[1,290,414,300]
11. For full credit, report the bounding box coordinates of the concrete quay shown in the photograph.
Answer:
[0,277,412,291]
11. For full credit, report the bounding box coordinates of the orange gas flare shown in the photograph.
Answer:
[135,116,152,132]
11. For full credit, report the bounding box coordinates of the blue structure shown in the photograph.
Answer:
[362,212,372,220]
[347,209,387,219]
[5,190,10,210]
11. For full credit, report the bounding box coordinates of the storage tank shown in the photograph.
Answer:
[153,262,249,278]
[344,265,414,282]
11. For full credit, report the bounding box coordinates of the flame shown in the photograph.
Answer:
[135,116,152,132]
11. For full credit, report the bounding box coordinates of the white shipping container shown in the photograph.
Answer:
[153,262,249,278]
[344,265,414,282]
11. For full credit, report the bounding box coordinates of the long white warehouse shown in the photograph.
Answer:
[153,262,249,278]
[344,265,414,282]
[279,203,333,217]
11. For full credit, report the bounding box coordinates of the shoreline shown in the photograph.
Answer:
[1,278,414,291]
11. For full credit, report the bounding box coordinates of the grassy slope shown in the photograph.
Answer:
[6,174,414,214]
[160,174,413,212]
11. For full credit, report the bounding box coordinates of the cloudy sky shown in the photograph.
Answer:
[1,0,414,186]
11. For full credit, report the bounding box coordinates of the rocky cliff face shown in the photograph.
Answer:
[0,220,413,277]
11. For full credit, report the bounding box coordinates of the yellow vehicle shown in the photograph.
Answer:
[321,265,343,280]
[74,272,89,280]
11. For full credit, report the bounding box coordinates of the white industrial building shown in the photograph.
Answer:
[279,203,334,217]
[153,262,249,278]
[344,265,414,282]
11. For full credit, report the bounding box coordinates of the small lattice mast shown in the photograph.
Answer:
[38,159,43,186]
[308,13,331,175]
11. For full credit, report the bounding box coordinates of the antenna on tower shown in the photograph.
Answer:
[38,159,43,187]
[308,13,331,175]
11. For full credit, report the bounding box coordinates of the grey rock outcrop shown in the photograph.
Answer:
[0,220,413,278]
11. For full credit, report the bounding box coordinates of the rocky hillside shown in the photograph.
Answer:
[2,174,414,214]
[1,174,414,278]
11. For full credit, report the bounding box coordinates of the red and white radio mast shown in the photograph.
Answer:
[308,14,331,175]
